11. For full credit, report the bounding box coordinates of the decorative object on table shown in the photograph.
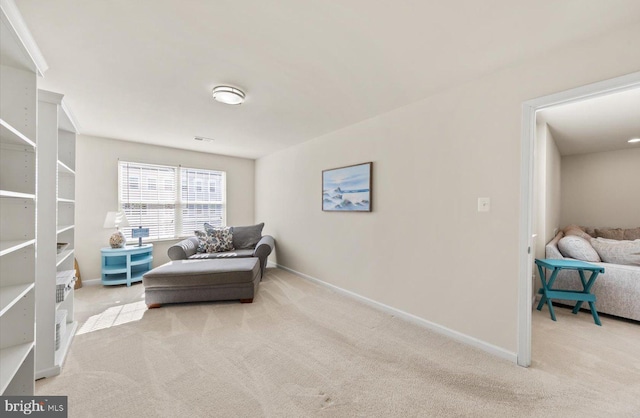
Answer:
[74,258,82,289]
[56,242,69,254]
[132,226,150,246]
[103,211,130,248]
[322,162,372,212]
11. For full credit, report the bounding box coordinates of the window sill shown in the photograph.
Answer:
[125,236,192,245]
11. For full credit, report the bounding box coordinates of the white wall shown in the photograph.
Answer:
[561,147,640,228]
[76,134,255,281]
[256,23,640,354]
[533,123,561,289]
[544,129,562,246]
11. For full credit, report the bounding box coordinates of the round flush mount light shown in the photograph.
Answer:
[212,86,245,105]
[628,138,640,144]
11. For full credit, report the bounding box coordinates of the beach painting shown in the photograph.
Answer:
[322,162,372,212]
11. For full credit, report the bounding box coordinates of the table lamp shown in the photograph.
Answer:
[104,211,130,248]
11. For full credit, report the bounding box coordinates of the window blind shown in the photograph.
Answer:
[180,167,226,235]
[118,161,177,240]
[118,161,227,242]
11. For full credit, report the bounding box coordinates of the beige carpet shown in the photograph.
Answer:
[36,268,640,417]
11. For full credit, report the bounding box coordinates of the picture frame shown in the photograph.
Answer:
[322,162,372,212]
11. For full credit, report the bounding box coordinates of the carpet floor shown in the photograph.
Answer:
[36,268,640,417]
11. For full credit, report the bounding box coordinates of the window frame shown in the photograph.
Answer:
[118,161,227,244]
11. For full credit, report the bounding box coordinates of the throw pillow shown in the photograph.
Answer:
[562,225,593,241]
[231,223,265,249]
[203,224,234,252]
[194,229,213,253]
[594,228,624,240]
[591,238,640,266]
[557,236,601,262]
[623,227,640,241]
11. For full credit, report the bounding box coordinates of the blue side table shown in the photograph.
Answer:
[535,258,605,325]
[101,244,153,286]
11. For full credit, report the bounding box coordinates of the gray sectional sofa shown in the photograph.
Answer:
[545,226,640,322]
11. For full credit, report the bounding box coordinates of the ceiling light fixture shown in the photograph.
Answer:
[628,138,640,144]
[212,86,245,105]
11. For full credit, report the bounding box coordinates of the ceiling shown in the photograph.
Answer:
[15,0,640,159]
[537,87,640,156]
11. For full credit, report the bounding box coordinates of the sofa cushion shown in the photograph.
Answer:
[188,249,255,259]
[623,227,640,241]
[231,223,265,249]
[591,238,640,266]
[143,258,260,287]
[557,236,601,262]
[595,228,624,240]
[562,225,592,241]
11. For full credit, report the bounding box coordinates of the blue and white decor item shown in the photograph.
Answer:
[132,226,150,246]
[322,162,372,212]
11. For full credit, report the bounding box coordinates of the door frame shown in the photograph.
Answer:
[517,71,640,367]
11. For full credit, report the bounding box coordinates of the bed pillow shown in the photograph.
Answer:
[591,238,640,266]
[557,235,601,262]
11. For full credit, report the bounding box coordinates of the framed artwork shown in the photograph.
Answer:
[322,162,372,212]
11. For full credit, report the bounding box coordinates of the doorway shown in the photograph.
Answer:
[517,71,640,367]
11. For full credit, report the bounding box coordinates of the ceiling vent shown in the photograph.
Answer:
[194,136,214,142]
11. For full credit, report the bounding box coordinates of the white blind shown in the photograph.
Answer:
[180,167,226,235]
[118,161,177,240]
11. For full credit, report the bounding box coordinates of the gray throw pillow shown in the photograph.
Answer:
[557,236,601,262]
[231,223,264,249]
[595,228,624,240]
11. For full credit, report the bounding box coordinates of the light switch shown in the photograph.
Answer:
[478,197,490,212]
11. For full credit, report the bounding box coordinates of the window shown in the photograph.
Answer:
[180,167,226,235]
[118,161,226,241]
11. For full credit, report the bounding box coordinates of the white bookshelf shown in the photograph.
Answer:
[35,90,78,379]
[0,0,46,396]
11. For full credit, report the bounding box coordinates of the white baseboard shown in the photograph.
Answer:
[80,278,101,286]
[270,262,517,364]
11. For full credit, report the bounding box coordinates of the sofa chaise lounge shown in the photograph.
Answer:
[143,223,275,308]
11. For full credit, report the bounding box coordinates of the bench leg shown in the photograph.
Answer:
[240,298,253,304]
[147,303,162,309]
[588,301,602,326]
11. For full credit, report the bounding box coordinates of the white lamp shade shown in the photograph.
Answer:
[103,211,130,228]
